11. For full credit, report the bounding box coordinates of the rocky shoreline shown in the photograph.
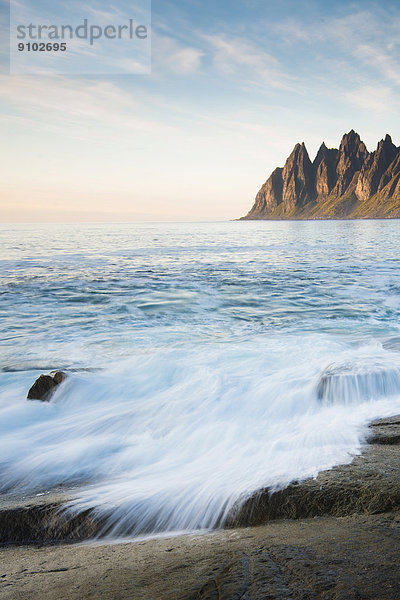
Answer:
[1,513,399,599]
[0,415,399,598]
[227,415,400,527]
[1,416,399,546]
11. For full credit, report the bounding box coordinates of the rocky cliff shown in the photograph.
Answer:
[242,131,400,219]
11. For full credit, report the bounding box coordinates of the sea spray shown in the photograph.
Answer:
[1,338,400,537]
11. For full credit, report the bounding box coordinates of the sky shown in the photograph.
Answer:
[1,0,400,222]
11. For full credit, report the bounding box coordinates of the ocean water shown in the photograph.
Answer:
[1,220,400,538]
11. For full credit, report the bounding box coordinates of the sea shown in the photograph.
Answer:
[1,220,400,538]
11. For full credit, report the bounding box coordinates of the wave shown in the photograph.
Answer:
[1,336,400,539]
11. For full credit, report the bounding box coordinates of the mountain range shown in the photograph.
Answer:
[241,131,400,220]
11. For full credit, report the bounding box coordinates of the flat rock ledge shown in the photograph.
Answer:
[226,415,400,527]
[0,416,399,546]
[0,491,102,546]
[1,513,399,600]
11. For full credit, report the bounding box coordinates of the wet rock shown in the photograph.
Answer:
[226,416,400,528]
[368,416,400,445]
[0,492,102,545]
[316,360,400,405]
[27,371,67,401]
[52,370,67,385]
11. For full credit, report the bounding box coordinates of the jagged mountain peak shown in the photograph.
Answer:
[286,141,312,166]
[339,130,367,156]
[314,143,326,165]
[289,141,307,155]
[242,131,400,220]
[340,129,360,143]
[314,141,337,165]
[377,134,396,152]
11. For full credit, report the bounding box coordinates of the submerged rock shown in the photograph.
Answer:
[27,371,67,401]
[317,360,400,405]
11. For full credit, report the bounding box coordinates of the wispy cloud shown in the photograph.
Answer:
[275,8,400,88]
[354,44,400,87]
[152,34,204,74]
[270,5,400,118]
[0,76,174,137]
[345,85,395,113]
[203,34,295,91]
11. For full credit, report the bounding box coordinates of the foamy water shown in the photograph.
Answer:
[1,221,400,538]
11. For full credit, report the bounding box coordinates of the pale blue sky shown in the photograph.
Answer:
[1,0,400,221]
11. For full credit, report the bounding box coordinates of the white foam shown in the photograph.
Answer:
[1,336,400,538]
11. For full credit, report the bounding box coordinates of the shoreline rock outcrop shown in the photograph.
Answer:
[242,131,400,219]
[226,416,400,528]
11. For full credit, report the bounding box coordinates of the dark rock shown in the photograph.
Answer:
[52,371,67,385]
[281,142,315,213]
[331,130,369,198]
[313,141,338,199]
[241,130,400,219]
[27,375,56,401]
[246,167,284,218]
[368,416,400,445]
[0,492,102,545]
[244,142,316,219]
[27,371,67,401]
[355,134,398,202]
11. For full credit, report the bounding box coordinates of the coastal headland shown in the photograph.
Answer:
[242,131,400,220]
